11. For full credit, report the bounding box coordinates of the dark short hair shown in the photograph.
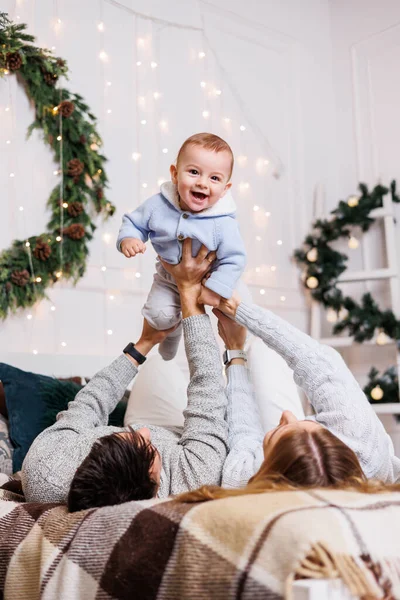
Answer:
[67,428,158,512]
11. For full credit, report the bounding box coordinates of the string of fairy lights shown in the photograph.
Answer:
[3,0,293,355]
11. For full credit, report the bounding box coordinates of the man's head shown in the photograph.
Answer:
[67,427,161,512]
[170,132,234,213]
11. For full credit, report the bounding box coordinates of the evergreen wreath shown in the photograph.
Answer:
[294,181,400,404]
[0,12,116,319]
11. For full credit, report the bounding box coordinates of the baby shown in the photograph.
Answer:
[117,132,247,360]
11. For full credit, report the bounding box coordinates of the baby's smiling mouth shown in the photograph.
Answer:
[191,191,208,201]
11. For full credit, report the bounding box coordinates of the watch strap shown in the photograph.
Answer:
[223,349,247,366]
[123,342,147,365]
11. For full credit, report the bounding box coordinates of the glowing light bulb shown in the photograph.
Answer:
[348,236,359,249]
[57,18,62,24]
[265,211,271,217]
[140,119,147,125]
[27,314,32,320]
[198,51,206,58]
[106,109,112,114]
[53,170,59,175]
[239,125,246,131]
[25,241,30,247]
[137,38,145,47]
[61,341,67,347]
[5,106,10,112]
[106,81,112,86]
[255,267,261,273]
[57,135,62,141]
[99,50,108,61]
[277,240,283,246]
[160,120,168,131]
[347,195,359,207]
[280,296,286,302]
[98,21,104,31]
[338,308,348,320]
[239,182,250,192]
[306,276,319,289]
[35,277,42,283]
[150,61,158,69]
[51,305,56,311]
[19,206,23,211]
[136,61,142,66]
[370,386,384,401]
[153,92,161,99]
[33,349,38,355]
[200,81,206,88]
[271,266,276,272]
[6,140,11,144]
[224,117,231,123]
[135,272,141,278]
[376,331,390,346]
[142,183,148,188]
[90,143,99,150]
[56,236,62,242]
[9,173,14,177]
[56,271,62,278]
[132,152,141,161]
[260,289,265,295]
[202,110,210,118]
[103,233,111,244]
[98,169,102,174]
[109,295,115,300]
[101,266,107,272]
[253,205,259,211]
[255,236,262,242]
[326,309,338,323]
[307,248,318,262]
[215,89,222,95]
[107,329,113,335]
[162,148,168,154]
[62,202,68,208]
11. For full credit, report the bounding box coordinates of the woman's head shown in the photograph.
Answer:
[253,412,365,488]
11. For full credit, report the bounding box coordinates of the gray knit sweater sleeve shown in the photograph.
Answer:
[230,302,400,484]
[221,365,264,488]
[166,314,228,495]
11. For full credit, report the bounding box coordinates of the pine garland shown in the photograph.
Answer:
[0,12,116,318]
[294,181,400,403]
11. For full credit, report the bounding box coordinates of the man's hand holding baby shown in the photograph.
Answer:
[121,237,146,257]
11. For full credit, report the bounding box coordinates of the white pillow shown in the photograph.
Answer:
[246,337,305,432]
[124,355,189,429]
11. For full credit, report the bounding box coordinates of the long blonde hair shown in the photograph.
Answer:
[178,428,400,503]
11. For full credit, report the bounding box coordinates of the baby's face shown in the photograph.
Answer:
[170,145,232,212]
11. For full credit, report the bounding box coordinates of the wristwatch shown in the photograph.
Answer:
[223,349,247,366]
[123,342,147,365]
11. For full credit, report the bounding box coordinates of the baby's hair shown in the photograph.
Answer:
[176,132,234,180]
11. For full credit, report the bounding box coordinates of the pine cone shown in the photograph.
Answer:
[11,269,30,287]
[67,201,83,217]
[59,100,74,118]
[5,282,12,293]
[56,58,66,68]
[79,135,87,144]
[33,240,51,261]
[64,224,85,240]
[96,188,104,200]
[67,158,84,177]
[43,71,58,86]
[6,52,22,71]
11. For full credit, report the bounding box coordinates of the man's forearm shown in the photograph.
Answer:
[180,286,205,318]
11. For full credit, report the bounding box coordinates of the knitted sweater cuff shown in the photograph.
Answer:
[182,313,211,342]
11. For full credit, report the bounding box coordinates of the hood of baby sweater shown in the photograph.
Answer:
[160,181,236,218]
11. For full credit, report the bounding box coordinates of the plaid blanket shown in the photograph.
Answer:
[1,475,400,599]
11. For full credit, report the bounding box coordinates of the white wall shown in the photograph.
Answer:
[0,0,337,375]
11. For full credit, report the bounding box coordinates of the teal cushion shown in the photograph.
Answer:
[0,363,127,472]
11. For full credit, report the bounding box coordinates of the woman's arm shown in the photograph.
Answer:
[211,309,264,488]
[229,301,400,483]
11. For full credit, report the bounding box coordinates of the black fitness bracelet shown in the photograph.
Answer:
[123,342,147,365]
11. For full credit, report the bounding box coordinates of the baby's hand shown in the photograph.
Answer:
[198,285,221,308]
[121,238,146,258]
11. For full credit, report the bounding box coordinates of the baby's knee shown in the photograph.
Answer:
[142,309,181,331]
